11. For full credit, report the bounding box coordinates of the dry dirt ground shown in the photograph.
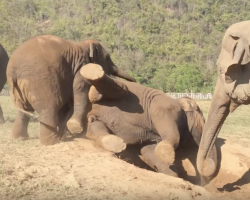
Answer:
[1,96,250,200]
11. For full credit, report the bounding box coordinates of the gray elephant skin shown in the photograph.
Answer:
[7,35,135,145]
[0,44,9,124]
[80,64,205,177]
[197,20,250,184]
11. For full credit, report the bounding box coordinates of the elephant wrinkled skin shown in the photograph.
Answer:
[197,20,250,184]
[7,35,135,145]
[80,64,206,177]
[0,44,9,124]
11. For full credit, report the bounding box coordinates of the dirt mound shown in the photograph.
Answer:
[0,137,210,200]
[1,136,250,200]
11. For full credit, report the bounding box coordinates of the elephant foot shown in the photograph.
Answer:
[67,118,83,134]
[40,132,61,146]
[99,135,126,153]
[11,111,30,140]
[140,144,178,177]
[39,123,62,146]
[11,134,29,141]
[11,127,29,140]
[154,141,175,165]
[11,135,29,142]
[80,63,105,81]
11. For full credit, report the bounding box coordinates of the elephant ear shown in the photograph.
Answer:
[230,32,250,65]
[224,33,250,83]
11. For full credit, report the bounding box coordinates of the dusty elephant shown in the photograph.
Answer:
[0,44,9,124]
[80,63,205,176]
[197,20,250,183]
[7,35,135,145]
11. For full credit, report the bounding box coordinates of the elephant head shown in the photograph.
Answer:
[84,40,136,82]
[178,97,205,146]
[197,20,250,183]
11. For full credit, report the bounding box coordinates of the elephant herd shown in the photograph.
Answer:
[1,20,250,186]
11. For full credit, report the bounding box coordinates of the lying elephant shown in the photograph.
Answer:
[0,44,9,124]
[7,35,135,145]
[80,64,205,176]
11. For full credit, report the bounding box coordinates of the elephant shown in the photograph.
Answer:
[79,63,205,176]
[7,35,135,145]
[197,20,250,183]
[0,44,9,124]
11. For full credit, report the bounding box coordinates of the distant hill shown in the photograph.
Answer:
[1,0,249,92]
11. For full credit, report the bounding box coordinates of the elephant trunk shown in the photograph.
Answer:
[197,79,230,179]
[111,65,136,82]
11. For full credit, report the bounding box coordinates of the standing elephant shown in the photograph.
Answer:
[197,20,250,183]
[7,35,135,145]
[80,63,205,176]
[0,44,9,124]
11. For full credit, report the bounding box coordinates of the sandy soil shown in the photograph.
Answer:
[1,133,250,200]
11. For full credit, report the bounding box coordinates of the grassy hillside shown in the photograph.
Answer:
[1,0,250,92]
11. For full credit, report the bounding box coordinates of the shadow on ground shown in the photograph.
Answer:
[114,138,234,187]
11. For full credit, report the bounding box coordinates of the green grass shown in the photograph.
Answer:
[197,101,250,147]
[0,96,40,142]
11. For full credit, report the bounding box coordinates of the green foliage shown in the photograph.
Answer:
[167,64,203,93]
[1,0,250,92]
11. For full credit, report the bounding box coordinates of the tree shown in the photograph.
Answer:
[1,0,250,92]
[166,64,203,92]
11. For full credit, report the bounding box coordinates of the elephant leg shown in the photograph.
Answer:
[80,63,128,103]
[140,144,178,177]
[0,105,5,124]
[58,102,73,138]
[39,123,60,145]
[86,116,126,153]
[150,98,180,165]
[11,111,31,140]
[39,108,61,146]
[67,72,90,134]
[153,125,179,166]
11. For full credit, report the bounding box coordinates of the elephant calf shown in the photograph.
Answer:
[7,35,135,145]
[80,64,205,176]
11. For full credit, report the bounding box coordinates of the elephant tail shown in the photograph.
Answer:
[8,76,34,117]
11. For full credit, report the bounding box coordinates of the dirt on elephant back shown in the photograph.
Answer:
[1,135,250,200]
